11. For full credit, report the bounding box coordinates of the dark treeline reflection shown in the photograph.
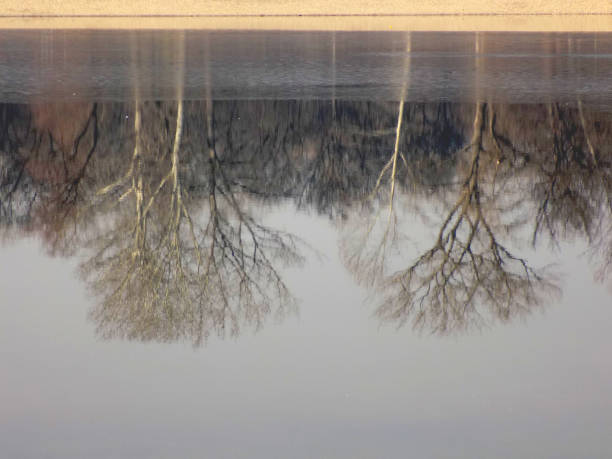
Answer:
[1,99,611,341]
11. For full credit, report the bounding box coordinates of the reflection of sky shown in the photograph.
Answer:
[1,204,611,458]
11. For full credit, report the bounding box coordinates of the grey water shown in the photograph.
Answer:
[1,29,611,459]
[1,30,612,106]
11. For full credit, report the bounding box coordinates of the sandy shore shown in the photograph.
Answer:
[3,0,612,16]
[1,0,611,31]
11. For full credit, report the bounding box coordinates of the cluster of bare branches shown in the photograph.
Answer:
[0,102,99,252]
[530,102,612,247]
[2,95,611,339]
[81,99,303,346]
[344,101,559,334]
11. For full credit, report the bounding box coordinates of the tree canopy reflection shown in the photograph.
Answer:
[343,101,561,333]
[1,98,610,341]
[82,99,302,345]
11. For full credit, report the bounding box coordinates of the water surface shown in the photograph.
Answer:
[1,30,611,459]
[1,30,612,106]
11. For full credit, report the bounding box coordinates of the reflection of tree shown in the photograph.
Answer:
[291,101,395,218]
[28,102,99,255]
[2,96,611,338]
[0,102,99,252]
[344,102,558,334]
[531,102,612,247]
[82,93,302,345]
[0,105,34,228]
[341,97,407,285]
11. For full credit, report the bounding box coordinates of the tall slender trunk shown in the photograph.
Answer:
[388,32,411,213]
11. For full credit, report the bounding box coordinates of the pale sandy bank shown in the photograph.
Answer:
[3,0,612,16]
[1,0,612,31]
